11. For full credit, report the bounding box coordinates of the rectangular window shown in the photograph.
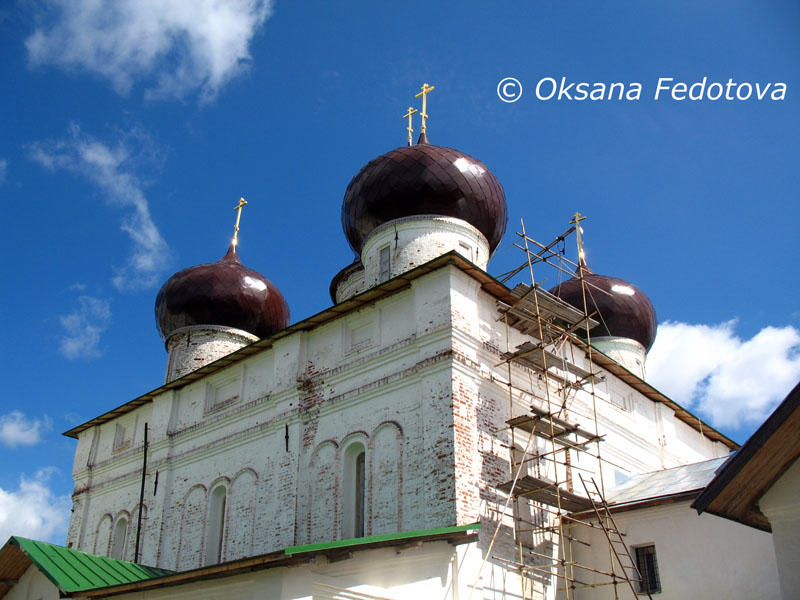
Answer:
[379,246,391,282]
[635,544,661,594]
[458,241,473,261]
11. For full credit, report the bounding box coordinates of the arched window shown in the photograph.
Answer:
[205,485,227,565]
[111,516,128,559]
[355,451,365,537]
[342,442,366,538]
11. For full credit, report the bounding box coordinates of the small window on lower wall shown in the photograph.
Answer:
[634,544,661,594]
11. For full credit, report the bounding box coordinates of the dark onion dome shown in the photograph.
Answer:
[341,133,508,254]
[155,244,289,341]
[548,264,657,351]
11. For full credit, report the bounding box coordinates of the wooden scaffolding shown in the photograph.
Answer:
[490,216,653,600]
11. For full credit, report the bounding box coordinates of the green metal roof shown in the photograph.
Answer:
[3,524,480,597]
[7,537,172,594]
[284,523,481,555]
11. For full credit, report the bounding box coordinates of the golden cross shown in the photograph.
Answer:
[570,212,587,266]
[415,83,435,133]
[232,197,248,246]
[402,106,418,146]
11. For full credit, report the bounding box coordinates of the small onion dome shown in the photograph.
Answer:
[329,257,364,303]
[155,244,289,341]
[548,264,657,351]
[341,134,507,254]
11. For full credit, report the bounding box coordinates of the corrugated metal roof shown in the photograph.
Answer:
[606,457,729,506]
[1,537,171,596]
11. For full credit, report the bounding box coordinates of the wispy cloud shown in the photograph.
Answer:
[58,295,112,359]
[26,0,273,103]
[63,412,84,426]
[0,159,7,183]
[0,468,71,544]
[0,412,51,448]
[28,124,169,290]
[648,320,800,430]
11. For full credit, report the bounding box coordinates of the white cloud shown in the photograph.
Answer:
[0,468,71,544]
[58,295,112,360]
[26,0,273,102]
[29,124,170,290]
[0,412,50,448]
[0,159,6,183]
[648,320,800,430]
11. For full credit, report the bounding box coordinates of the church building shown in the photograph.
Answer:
[0,88,786,600]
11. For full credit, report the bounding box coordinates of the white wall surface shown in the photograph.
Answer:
[66,260,732,590]
[361,216,490,288]
[164,326,257,383]
[5,566,58,600]
[70,540,530,600]
[760,457,800,600]
[568,502,780,600]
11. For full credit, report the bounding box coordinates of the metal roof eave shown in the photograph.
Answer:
[75,523,481,598]
[587,349,738,450]
[63,251,737,452]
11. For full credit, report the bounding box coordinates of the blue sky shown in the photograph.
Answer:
[0,1,798,543]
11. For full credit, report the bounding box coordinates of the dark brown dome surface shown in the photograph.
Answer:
[549,268,657,351]
[155,245,289,340]
[342,140,507,253]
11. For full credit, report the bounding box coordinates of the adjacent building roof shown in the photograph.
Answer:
[75,524,480,598]
[0,537,171,598]
[0,526,479,599]
[606,457,728,509]
[692,381,800,532]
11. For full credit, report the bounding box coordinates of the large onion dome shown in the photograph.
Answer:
[549,264,657,351]
[155,244,289,341]
[341,134,508,254]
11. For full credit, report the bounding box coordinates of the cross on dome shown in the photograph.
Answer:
[415,83,435,134]
[232,197,247,246]
[402,106,418,146]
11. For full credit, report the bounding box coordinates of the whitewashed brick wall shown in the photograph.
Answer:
[66,264,729,576]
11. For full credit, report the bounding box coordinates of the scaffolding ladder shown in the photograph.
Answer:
[577,475,653,600]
